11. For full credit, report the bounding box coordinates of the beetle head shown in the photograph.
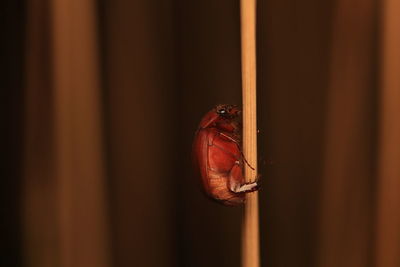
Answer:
[213,104,241,133]
[215,104,240,119]
[198,104,241,131]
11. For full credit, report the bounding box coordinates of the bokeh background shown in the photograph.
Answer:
[2,0,400,267]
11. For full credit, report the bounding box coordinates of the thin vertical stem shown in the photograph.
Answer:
[240,0,260,267]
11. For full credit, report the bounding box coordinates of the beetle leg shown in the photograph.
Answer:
[239,152,255,171]
[208,132,242,162]
[230,179,259,193]
[228,163,259,193]
[210,143,242,163]
[218,132,255,170]
[219,132,238,143]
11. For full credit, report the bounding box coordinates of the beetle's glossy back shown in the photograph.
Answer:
[193,104,245,206]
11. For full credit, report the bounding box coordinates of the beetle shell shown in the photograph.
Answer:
[192,104,258,206]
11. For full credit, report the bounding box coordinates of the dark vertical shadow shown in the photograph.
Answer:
[171,0,185,266]
[96,0,115,262]
[99,1,177,267]
[173,1,243,267]
[257,0,334,266]
[0,1,26,267]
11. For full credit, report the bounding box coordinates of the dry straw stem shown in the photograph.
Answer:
[240,0,260,267]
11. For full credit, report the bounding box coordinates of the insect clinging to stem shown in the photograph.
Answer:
[192,104,259,206]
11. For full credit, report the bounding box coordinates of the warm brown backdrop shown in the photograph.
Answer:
[2,0,400,267]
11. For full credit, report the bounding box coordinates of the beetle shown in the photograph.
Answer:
[192,104,259,206]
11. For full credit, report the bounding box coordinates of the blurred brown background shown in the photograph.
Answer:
[2,0,400,267]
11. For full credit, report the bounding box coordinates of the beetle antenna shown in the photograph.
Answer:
[241,151,255,170]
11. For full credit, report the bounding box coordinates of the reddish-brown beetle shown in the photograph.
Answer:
[192,104,259,206]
